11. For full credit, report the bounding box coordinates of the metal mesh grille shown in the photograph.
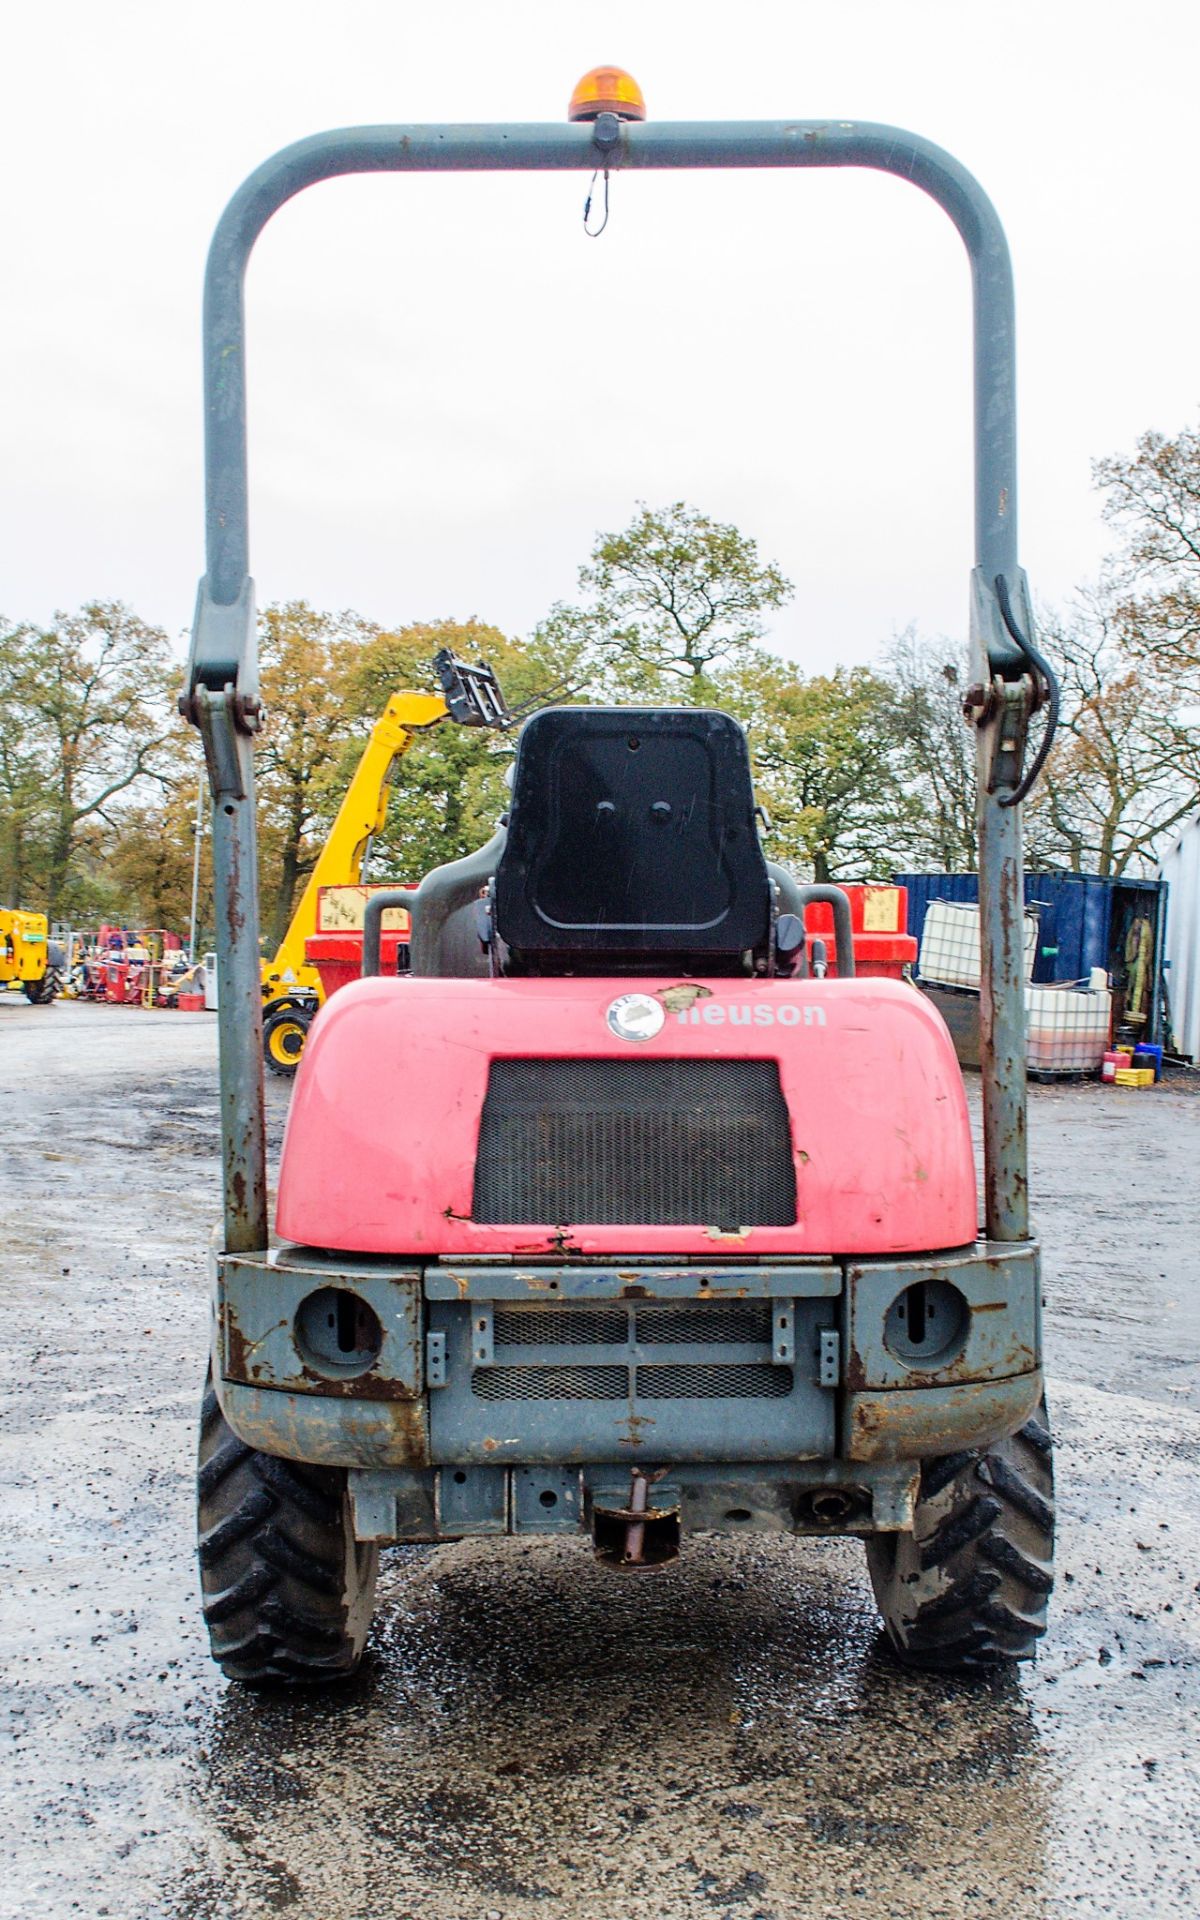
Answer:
[634,1301,772,1345]
[493,1305,628,1348]
[637,1363,793,1400]
[472,1059,796,1227]
[471,1364,627,1402]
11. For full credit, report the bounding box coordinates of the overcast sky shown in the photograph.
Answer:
[3,1,1198,674]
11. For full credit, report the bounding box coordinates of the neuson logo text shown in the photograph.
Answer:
[674,1002,826,1028]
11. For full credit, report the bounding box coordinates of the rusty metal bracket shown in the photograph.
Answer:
[426,1330,447,1388]
[192,685,257,802]
[182,575,260,718]
[992,573,1060,806]
[971,675,1036,798]
[818,1328,840,1387]
[624,1467,651,1564]
[964,564,1057,806]
[593,1468,680,1569]
[191,678,268,1251]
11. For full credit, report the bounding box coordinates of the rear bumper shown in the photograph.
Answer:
[345,1458,926,1543]
[212,1240,1042,1501]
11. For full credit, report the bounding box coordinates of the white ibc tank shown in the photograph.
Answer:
[918,900,1039,989]
[1024,981,1111,1074]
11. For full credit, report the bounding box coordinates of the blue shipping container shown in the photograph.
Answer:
[894,871,1168,1043]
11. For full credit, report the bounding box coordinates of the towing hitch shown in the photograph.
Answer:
[592,1470,681,1570]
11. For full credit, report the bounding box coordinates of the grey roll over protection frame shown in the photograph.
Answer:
[183,113,1041,1255]
[361,890,415,981]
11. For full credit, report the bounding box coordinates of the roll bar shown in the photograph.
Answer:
[361,889,415,981]
[184,115,1039,1253]
[790,886,857,980]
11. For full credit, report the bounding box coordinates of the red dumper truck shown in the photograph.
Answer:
[184,76,1056,1684]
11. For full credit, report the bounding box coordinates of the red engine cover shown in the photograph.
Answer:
[277,975,976,1259]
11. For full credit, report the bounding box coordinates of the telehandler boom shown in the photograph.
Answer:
[259,655,509,1073]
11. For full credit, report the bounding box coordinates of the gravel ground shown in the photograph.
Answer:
[0,997,1197,1920]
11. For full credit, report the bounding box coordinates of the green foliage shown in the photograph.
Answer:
[879,629,977,873]
[255,603,371,948]
[538,501,792,703]
[0,625,55,908]
[1025,589,1200,877]
[12,457,1198,934]
[1095,422,1200,688]
[719,652,915,880]
[106,779,211,943]
[335,617,583,885]
[0,603,173,918]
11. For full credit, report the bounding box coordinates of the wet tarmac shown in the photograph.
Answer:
[1,998,1197,1919]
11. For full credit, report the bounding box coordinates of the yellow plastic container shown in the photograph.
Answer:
[1113,1067,1155,1088]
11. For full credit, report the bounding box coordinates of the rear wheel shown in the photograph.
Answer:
[865,1400,1054,1670]
[22,970,58,1004]
[198,1375,378,1683]
[263,1002,311,1075]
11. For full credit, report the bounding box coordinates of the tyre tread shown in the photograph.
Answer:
[196,1374,376,1684]
[866,1396,1055,1672]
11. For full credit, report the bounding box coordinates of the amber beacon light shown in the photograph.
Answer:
[567,66,647,123]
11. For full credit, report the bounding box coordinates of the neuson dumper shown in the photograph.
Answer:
[184,73,1057,1683]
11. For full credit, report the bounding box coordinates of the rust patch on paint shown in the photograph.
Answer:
[656,982,712,1014]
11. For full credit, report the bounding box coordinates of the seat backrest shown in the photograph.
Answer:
[493,707,770,970]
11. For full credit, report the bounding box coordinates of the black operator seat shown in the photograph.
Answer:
[492,706,772,974]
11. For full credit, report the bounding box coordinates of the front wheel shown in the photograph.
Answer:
[23,970,59,1004]
[197,1375,378,1683]
[262,1002,311,1076]
[865,1400,1054,1671]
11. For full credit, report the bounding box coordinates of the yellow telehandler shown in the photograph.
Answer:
[0,907,59,1004]
[259,649,509,1073]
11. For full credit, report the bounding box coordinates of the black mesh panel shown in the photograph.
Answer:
[493,1305,628,1348]
[471,1365,627,1402]
[636,1364,793,1400]
[634,1301,773,1345]
[472,1059,796,1227]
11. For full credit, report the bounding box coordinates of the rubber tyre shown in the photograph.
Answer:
[22,970,58,1005]
[198,1375,378,1684]
[865,1401,1054,1671]
[263,1004,310,1076]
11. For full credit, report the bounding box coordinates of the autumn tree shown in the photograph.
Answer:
[0,625,54,906]
[254,603,370,949]
[242,508,792,910]
[0,604,174,918]
[538,501,792,702]
[338,617,581,882]
[881,628,978,872]
[1025,591,1200,876]
[1096,421,1200,688]
[720,652,911,881]
[107,771,212,946]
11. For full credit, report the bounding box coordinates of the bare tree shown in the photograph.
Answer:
[1026,591,1200,876]
[881,628,977,871]
[1095,420,1200,689]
